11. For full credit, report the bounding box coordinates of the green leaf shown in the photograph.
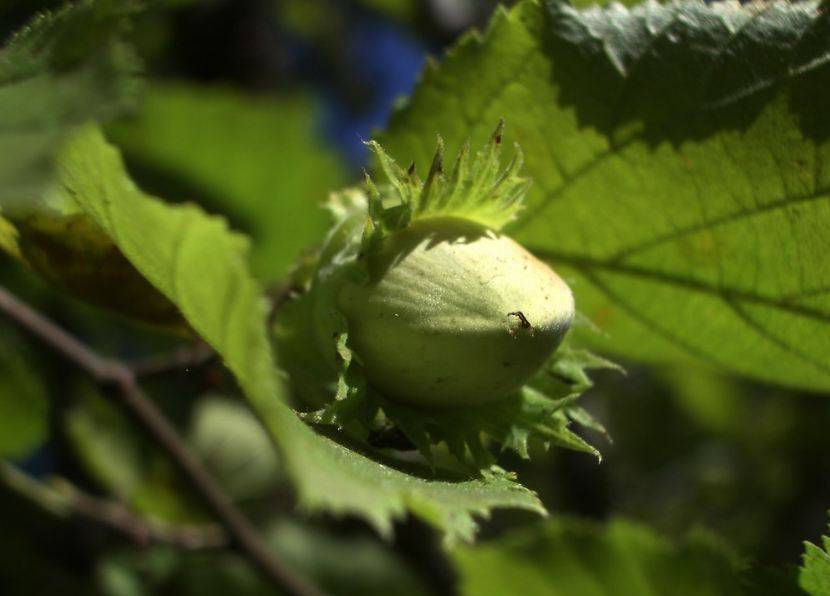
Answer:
[454,517,745,596]
[381,0,830,392]
[0,324,48,459]
[801,517,830,596]
[0,0,142,206]
[107,82,347,280]
[56,124,544,544]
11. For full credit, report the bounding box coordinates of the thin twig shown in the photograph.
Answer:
[266,283,302,327]
[129,341,215,378]
[0,285,322,596]
[0,463,226,549]
[132,283,299,377]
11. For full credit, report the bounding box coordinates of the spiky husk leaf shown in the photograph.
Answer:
[286,126,614,471]
[306,336,617,470]
[364,120,528,242]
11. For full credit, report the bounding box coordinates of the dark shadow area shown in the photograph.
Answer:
[542,0,830,147]
[367,215,497,280]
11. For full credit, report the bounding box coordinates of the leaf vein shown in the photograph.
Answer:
[530,247,830,324]
[610,186,830,262]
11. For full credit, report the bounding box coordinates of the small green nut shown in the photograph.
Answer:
[336,216,574,409]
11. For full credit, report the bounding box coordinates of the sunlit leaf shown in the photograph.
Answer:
[801,517,830,596]
[381,0,830,392]
[55,124,544,544]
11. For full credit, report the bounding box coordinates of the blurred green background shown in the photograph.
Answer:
[1,1,829,594]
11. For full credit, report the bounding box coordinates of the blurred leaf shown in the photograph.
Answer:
[65,393,280,522]
[65,386,207,523]
[801,518,830,596]
[381,0,830,392]
[659,364,746,436]
[108,83,347,281]
[187,396,281,503]
[569,0,642,6]
[0,0,142,206]
[0,324,48,459]
[265,519,428,596]
[454,517,745,596]
[66,393,278,521]
[0,214,21,258]
[278,0,419,39]
[97,518,429,596]
[55,123,544,544]
[65,388,144,500]
[354,0,419,22]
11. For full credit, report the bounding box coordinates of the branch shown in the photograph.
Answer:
[266,282,302,327]
[131,283,299,378]
[0,462,226,550]
[0,285,321,596]
[129,341,215,378]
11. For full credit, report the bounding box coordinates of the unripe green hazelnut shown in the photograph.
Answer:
[305,126,575,413]
[333,216,574,409]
